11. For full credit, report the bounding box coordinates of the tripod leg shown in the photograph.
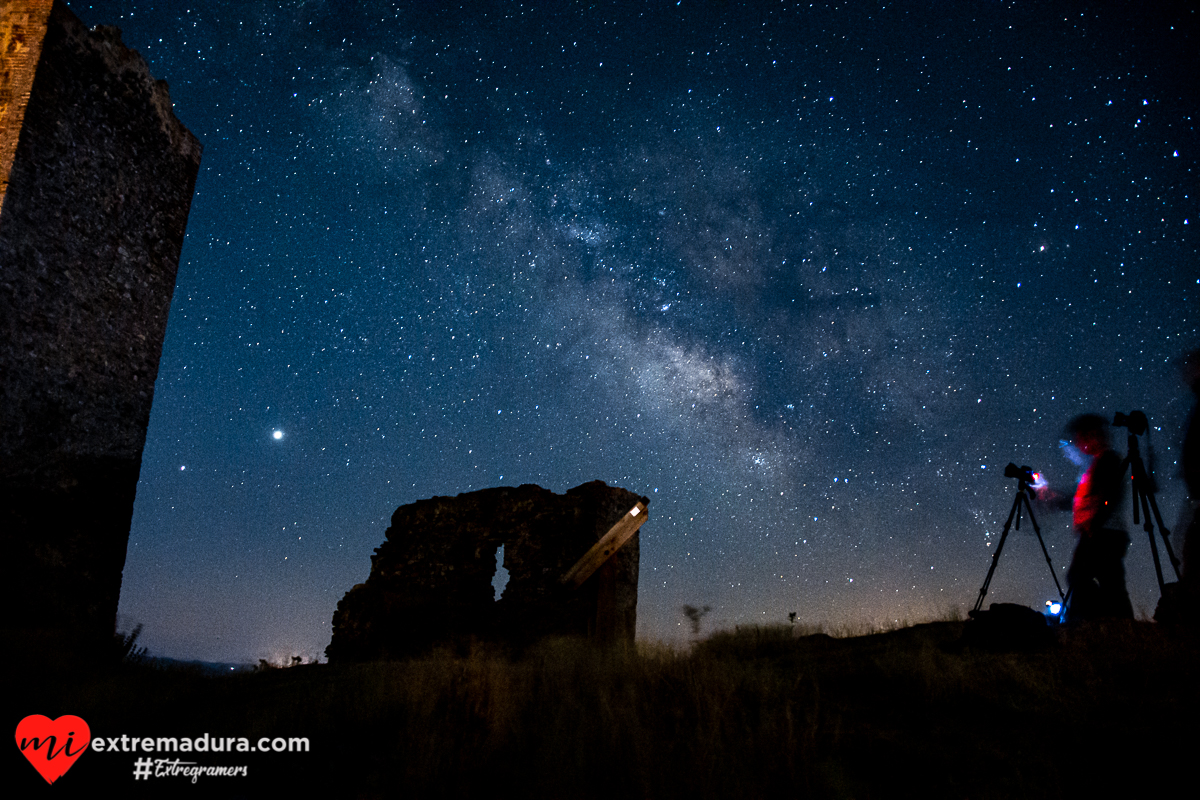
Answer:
[975,493,1021,613]
[1022,492,1065,600]
[1143,490,1167,594]
[1130,446,1183,582]
[1144,489,1182,580]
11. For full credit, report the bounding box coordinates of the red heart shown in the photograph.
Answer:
[15,715,91,784]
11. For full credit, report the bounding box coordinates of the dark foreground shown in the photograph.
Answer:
[7,620,1198,798]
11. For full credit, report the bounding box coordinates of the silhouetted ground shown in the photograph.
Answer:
[7,620,1198,798]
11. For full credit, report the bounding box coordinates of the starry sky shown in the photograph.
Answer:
[67,1,1196,664]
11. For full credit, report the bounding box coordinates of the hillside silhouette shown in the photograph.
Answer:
[9,618,1198,797]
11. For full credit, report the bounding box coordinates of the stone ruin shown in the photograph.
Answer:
[326,481,647,661]
[1,0,201,651]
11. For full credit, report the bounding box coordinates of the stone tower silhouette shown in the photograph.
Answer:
[1,0,201,652]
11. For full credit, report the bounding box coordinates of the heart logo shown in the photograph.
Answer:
[15,715,91,784]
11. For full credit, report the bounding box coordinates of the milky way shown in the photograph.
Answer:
[69,1,1196,662]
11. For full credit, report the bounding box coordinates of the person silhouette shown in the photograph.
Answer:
[1036,414,1133,621]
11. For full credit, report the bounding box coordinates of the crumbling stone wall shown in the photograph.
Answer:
[0,0,201,649]
[327,481,646,662]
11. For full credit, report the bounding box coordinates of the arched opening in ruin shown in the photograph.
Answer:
[491,544,510,601]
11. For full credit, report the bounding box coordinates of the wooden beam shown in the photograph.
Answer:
[561,502,648,587]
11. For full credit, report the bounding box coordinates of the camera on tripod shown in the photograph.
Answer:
[1003,463,1039,486]
[973,464,1064,615]
[1113,410,1148,436]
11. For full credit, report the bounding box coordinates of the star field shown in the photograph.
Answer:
[67,1,1197,663]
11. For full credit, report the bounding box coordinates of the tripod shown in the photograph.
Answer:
[1116,410,1181,594]
[973,464,1066,614]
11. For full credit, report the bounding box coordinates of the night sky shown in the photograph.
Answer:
[67,1,1196,664]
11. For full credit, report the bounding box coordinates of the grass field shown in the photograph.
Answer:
[9,619,1199,798]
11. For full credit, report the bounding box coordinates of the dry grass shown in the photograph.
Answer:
[9,619,1199,798]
